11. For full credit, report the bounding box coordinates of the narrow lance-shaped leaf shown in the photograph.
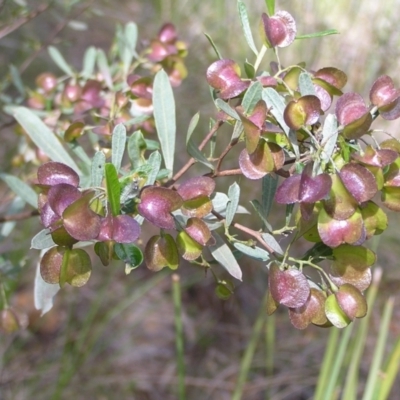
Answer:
[225,182,240,227]
[296,29,339,40]
[81,46,97,78]
[186,112,214,170]
[262,174,278,217]
[262,233,284,255]
[237,1,258,56]
[153,69,176,177]
[209,232,242,281]
[234,242,270,261]
[90,151,106,187]
[105,163,121,216]
[120,22,138,75]
[250,200,272,232]
[9,64,25,96]
[215,98,240,120]
[128,130,147,169]
[144,151,162,186]
[299,72,316,96]
[111,123,127,172]
[242,81,263,113]
[9,107,81,173]
[231,120,244,142]
[321,114,338,163]
[262,88,290,135]
[204,32,222,59]
[48,46,75,76]
[0,197,24,240]
[97,49,113,89]
[0,173,37,208]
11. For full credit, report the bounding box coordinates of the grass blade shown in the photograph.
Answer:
[377,335,400,400]
[172,274,186,400]
[232,292,268,400]
[314,327,340,400]
[342,267,382,399]
[362,297,395,400]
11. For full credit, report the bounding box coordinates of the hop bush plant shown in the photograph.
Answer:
[2,0,400,332]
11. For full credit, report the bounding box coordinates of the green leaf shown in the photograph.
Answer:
[153,69,176,176]
[48,46,75,76]
[261,233,283,255]
[225,182,240,227]
[144,139,159,151]
[0,173,37,207]
[209,232,242,281]
[9,106,81,173]
[231,120,244,142]
[114,243,144,274]
[262,88,290,135]
[237,1,258,56]
[111,123,127,171]
[250,200,272,232]
[296,29,339,40]
[118,22,138,76]
[212,192,250,216]
[31,229,56,250]
[128,130,147,169]
[81,46,97,78]
[9,64,25,96]
[0,197,24,240]
[244,60,256,79]
[144,151,162,186]
[90,151,106,187]
[298,72,316,96]
[265,0,275,15]
[262,174,278,218]
[204,32,222,59]
[97,49,113,89]
[105,163,121,216]
[215,98,240,120]
[34,250,60,316]
[233,242,270,261]
[321,114,338,163]
[242,81,263,113]
[186,113,214,170]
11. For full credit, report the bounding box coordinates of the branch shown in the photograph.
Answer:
[165,120,223,187]
[211,210,277,256]
[0,3,51,41]
[0,209,39,223]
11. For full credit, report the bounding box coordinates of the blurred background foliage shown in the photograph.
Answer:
[0,0,399,399]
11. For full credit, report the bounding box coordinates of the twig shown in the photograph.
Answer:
[211,210,276,256]
[165,120,223,187]
[19,2,93,74]
[0,3,51,41]
[0,209,39,223]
